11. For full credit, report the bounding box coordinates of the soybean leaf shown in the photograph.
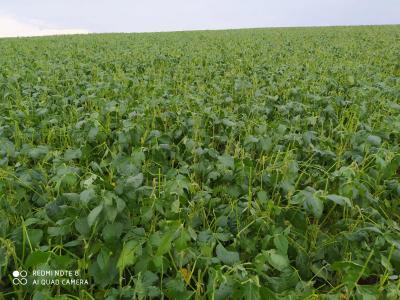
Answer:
[216,244,240,265]
[265,249,289,271]
[326,194,352,207]
[117,240,141,273]
[87,204,103,227]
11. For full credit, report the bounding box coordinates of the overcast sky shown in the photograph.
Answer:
[1,0,399,37]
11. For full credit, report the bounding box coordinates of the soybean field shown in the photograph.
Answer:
[0,25,400,299]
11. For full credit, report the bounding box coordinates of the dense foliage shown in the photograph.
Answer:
[0,26,400,299]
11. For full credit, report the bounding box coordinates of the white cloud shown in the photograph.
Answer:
[0,14,90,38]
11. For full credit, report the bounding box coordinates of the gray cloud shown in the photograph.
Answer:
[0,13,90,37]
[1,0,399,37]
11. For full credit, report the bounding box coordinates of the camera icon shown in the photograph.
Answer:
[12,270,28,285]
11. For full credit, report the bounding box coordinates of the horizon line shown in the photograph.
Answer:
[1,23,399,39]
